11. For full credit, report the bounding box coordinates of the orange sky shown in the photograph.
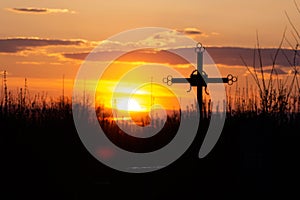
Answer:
[94,49,192,111]
[1,0,300,101]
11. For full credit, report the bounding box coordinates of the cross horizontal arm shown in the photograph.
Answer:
[172,77,229,84]
[171,78,189,83]
[163,74,237,86]
[206,78,229,83]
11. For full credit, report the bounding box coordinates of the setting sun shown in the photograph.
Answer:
[116,98,144,112]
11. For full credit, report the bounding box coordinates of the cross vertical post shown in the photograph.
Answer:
[196,46,203,120]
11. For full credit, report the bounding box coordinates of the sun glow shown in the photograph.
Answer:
[116,98,145,112]
[94,49,185,121]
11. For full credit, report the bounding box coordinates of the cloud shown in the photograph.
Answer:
[0,38,84,53]
[177,28,203,35]
[139,30,190,48]
[7,7,75,14]
[63,52,89,60]
[14,61,64,66]
[63,51,121,61]
[176,28,214,38]
[211,32,220,36]
[69,30,198,53]
[264,68,287,75]
[205,47,295,68]
[63,46,299,69]
[63,49,191,66]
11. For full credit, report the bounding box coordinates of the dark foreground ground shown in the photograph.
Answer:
[0,110,299,199]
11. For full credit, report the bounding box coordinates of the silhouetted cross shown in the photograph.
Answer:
[163,43,237,119]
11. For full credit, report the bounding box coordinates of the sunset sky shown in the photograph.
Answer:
[1,0,299,103]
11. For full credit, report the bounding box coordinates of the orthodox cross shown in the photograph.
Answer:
[163,43,237,119]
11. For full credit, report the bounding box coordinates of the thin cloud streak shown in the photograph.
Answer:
[0,38,84,53]
[177,28,203,35]
[6,7,76,14]
[63,46,298,69]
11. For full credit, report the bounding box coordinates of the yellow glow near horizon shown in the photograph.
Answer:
[96,80,182,113]
[116,98,144,112]
[94,48,185,114]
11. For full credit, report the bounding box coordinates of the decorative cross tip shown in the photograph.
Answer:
[195,42,205,53]
[227,74,238,85]
[163,75,173,86]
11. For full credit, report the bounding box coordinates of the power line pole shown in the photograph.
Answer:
[4,70,8,113]
[62,74,65,107]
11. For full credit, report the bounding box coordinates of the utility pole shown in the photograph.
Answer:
[4,70,8,113]
[62,74,65,107]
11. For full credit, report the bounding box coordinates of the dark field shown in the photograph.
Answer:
[0,100,298,199]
